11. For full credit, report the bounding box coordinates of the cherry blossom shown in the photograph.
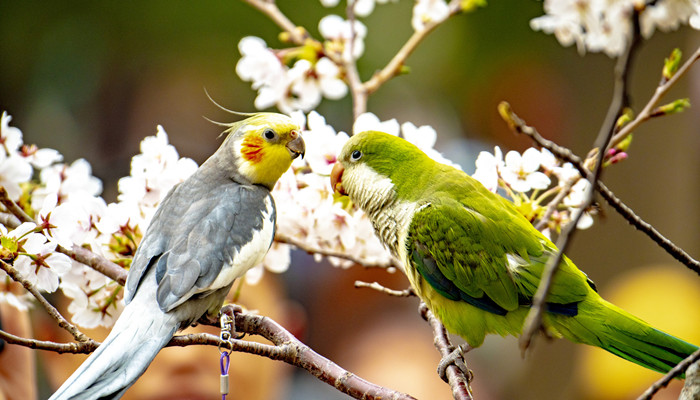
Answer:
[413,0,451,32]
[319,15,367,62]
[532,0,700,56]
[472,146,504,192]
[500,148,551,193]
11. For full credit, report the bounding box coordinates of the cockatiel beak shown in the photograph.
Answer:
[330,162,346,195]
[286,130,305,159]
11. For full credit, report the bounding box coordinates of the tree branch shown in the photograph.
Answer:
[637,348,700,400]
[499,103,700,277]
[240,0,308,44]
[419,303,474,400]
[608,44,700,151]
[0,329,98,354]
[354,280,415,297]
[361,0,463,96]
[274,232,398,269]
[0,260,90,343]
[519,9,642,353]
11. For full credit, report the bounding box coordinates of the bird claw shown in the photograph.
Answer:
[437,344,473,384]
[220,304,246,340]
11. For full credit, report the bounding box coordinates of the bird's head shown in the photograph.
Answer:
[221,113,305,189]
[331,131,430,206]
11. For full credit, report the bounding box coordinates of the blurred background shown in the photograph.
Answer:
[1,1,700,399]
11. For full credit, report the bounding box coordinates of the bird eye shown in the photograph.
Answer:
[350,150,362,161]
[263,129,276,140]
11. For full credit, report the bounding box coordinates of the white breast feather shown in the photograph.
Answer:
[208,196,275,290]
[344,163,423,264]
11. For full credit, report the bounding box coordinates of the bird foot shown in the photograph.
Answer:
[220,304,246,340]
[437,344,473,384]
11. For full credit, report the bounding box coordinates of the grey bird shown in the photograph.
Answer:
[50,113,305,400]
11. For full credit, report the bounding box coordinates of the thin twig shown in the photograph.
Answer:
[533,176,576,232]
[0,329,98,354]
[241,0,308,44]
[0,186,32,223]
[354,280,415,297]
[519,9,641,353]
[419,303,473,400]
[221,306,418,400]
[597,181,700,275]
[362,0,463,96]
[0,186,128,285]
[60,245,127,286]
[0,260,90,343]
[636,348,700,400]
[608,44,700,150]
[274,232,398,269]
[500,104,700,277]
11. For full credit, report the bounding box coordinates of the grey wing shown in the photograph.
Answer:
[126,182,275,312]
[124,183,182,303]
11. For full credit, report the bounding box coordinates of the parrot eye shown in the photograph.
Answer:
[350,150,362,161]
[263,129,277,140]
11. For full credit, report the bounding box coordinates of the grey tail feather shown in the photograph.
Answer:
[49,306,178,400]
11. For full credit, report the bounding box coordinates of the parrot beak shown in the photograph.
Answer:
[286,132,305,159]
[330,162,346,195]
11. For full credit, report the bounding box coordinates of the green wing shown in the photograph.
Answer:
[407,195,593,316]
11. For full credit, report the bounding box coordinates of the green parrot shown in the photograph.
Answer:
[330,130,698,377]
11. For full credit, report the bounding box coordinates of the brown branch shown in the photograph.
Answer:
[608,44,700,151]
[0,329,99,354]
[361,0,463,97]
[637,348,700,400]
[59,245,127,286]
[240,0,308,44]
[596,181,700,276]
[3,301,416,400]
[354,280,415,297]
[0,185,128,285]
[274,232,398,269]
[0,186,32,223]
[419,303,474,400]
[500,103,700,277]
[519,10,642,353]
[0,260,90,343]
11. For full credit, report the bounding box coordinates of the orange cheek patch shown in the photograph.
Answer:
[241,136,265,164]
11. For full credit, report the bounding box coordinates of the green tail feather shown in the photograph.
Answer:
[550,297,698,376]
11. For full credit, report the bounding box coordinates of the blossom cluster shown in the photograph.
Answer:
[472,145,598,239]
[0,114,198,327]
[236,0,472,114]
[236,14,360,113]
[531,0,700,56]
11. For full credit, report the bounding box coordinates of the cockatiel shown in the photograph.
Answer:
[330,130,697,377]
[51,113,305,400]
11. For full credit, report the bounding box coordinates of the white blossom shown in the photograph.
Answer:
[319,15,367,61]
[0,152,32,200]
[319,0,396,17]
[236,36,289,110]
[353,112,400,135]
[401,122,461,169]
[12,225,72,293]
[413,0,451,32]
[32,158,102,212]
[0,112,23,154]
[563,178,594,229]
[532,0,700,56]
[500,148,551,192]
[472,146,504,192]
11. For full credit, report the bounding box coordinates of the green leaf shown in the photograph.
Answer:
[0,236,18,261]
[655,98,691,116]
[662,48,682,82]
[461,0,487,13]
